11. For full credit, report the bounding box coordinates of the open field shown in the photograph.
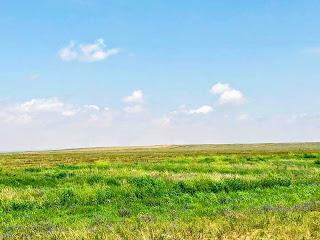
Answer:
[0,143,320,239]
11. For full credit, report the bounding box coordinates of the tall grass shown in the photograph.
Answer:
[0,143,319,239]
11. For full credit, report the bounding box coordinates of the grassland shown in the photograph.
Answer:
[0,143,319,239]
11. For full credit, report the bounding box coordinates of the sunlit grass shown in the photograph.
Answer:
[0,143,319,239]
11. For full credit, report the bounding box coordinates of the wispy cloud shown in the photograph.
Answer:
[304,47,320,56]
[153,116,171,127]
[122,90,145,113]
[188,105,213,115]
[238,113,249,121]
[210,83,245,105]
[28,73,40,81]
[124,105,144,113]
[83,105,100,111]
[123,90,144,103]
[16,98,68,114]
[172,104,213,115]
[0,98,115,125]
[1,97,319,151]
[59,39,121,62]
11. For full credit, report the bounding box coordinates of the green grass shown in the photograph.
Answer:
[0,143,319,239]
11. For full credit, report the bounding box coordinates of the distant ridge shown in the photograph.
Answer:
[12,142,320,154]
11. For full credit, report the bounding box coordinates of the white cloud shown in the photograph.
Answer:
[211,83,245,105]
[123,90,144,103]
[83,104,100,111]
[59,39,120,62]
[11,98,80,122]
[219,89,244,105]
[210,83,231,94]
[17,98,66,113]
[59,42,78,61]
[0,97,319,151]
[188,105,213,115]
[172,104,213,115]
[123,90,145,114]
[0,98,111,126]
[124,105,144,113]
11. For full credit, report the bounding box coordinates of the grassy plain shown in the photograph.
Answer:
[0,143,319,239]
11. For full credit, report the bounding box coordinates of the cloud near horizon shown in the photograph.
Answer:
[0,96,319,151]
[188,105,213,115]
[0,85,319,151]
[124,105,144,113]
[123,90,144,103]
[0,98,111,125]
[123,90,145,113]
[210,83,245,105]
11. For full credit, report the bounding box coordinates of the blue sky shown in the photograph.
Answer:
[1,0,320,151]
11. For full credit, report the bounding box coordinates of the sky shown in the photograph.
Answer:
[1,0,320,151]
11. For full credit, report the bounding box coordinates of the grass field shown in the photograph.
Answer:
[0,143,319,239]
